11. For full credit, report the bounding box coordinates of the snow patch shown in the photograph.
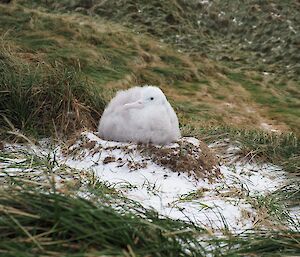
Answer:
[1,132,288,232]
[59,132,284,231]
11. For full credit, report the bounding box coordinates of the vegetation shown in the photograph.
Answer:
[197,126,299,174]
[0,0,299,256]
[1,1,299,136]
[19,0,300,77]
[0,46,106,138]
[0,151,299,256]
[0,185,206,256]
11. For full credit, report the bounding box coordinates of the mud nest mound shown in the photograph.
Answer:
[138,138,221,182]
[66,133,222,182]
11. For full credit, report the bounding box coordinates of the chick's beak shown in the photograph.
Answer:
[124,100,144,109]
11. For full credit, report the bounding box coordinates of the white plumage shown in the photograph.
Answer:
[98,86,181,145]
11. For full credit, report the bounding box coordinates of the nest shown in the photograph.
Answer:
[66,133,222,182]
[138,138,222,182]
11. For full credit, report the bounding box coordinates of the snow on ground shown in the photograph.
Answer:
[1,131,287,232]
[60,132,285,231]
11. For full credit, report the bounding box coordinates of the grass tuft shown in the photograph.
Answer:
[0,182,206,256]
[0,45,106,139]
[198,126,299,174]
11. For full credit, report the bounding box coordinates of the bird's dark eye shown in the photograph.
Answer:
[150,97,154,101]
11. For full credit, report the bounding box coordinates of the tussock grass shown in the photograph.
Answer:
[222,230,300,256]
[198,126,299,174]
[0,182,206,256]
[0,173,299,257]
[274,181,300,208]
[0,45,106,139]
[247,194,294,228]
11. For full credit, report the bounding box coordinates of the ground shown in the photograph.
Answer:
[0,0,299,256]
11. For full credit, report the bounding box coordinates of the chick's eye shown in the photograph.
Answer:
[150,97,154,101]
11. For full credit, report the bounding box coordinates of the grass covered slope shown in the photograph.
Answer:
[0,1,299,136]
[19,0,300,77]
